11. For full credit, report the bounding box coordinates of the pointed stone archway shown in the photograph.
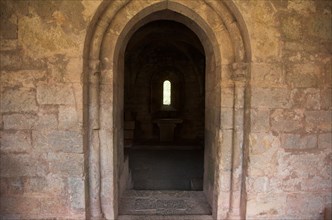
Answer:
[83,1,251,219]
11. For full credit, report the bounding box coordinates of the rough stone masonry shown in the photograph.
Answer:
[0,0,331,219]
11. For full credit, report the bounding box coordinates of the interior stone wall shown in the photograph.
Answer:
[236,1,332,219]
[0,1,101,219]
[124,20,205,143]
[0,0,331,219]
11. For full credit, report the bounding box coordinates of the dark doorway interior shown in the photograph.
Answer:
[124,20,205,190]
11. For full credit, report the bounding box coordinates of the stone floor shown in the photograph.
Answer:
[118,215,213,220]
[128,148,204,190]
[119,190,212,216]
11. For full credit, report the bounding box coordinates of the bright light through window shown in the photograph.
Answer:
[163,80,171,105]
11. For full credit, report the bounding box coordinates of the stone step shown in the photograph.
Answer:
[118,215,213,220]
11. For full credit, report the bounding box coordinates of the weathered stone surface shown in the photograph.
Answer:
[65,57,82,83]
[0,177,24,195]
[220,108,233,129]
[251,109,270,132]
[286,193,325,218]
[249,132,280,155]
[246,193,286,218]
[3,112,57,130]
[281,134,317,150]
[251,88,290,108]
[279,151,331,192]
[0,39,18,51]
[68,177,85,210]
[0,130,32,153]
[290,88,320,109]
[35,112,58,130]
[251,63,284,86]
[3,113,37,129]
[36,83,75,105]
[220,87,234,108]
[280,13,303,41]
[248,133,280,177]
[318,133,332,149]
[305,110,332,132]
[286,63,320,88]
[0,154,48,177]
[1,70,46,88]
[58,105,79,130]
[271,109,304,133]
[47,152,84,176]
[0,0,331,219]
[32,130,83,153]
[0,196,40,215]
[1,88,38,112]
[321,88,332,110]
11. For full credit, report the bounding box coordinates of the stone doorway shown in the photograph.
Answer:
[85,1,250,219]
[123,20,205,191]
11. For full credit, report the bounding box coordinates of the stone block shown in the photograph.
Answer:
[306,13,332,41]
[47,152,84,177]
[0,39,18,51]
[33,130,83,153]
[321,88,332,110]
[0,130,32,153]
[290,88,320,109]
[38,196,68,216]
[318,133,332,149]
[64,57,82,83]
[35,112,58,130]
[286,63,320,88]
[271,109,304,133]
[36,83,75,105]
[24,177,48,193]
[68,177,85,210]
[3,113,37,129]
[305,110,332,132]
[1,88,38,113]
[280,13,303,40]
[0,196,40,215]
[0,13,18,39]
[58,105,79,130]
[220,87,234,108]
[281,134,317,150]
[279,151,331,192]
[251,108,270,132]
[251,63,284,86]
[286,193,324,218]
[252,88,290,108]
[220,108,233,129]
[1,70,46,88]
[246,193,286,218]
[0,154,48,177]
[0,177,24,195]
[249,132,280,155]
[219,130,232,171]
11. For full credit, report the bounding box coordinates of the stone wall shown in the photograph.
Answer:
[0,0,331,219]
[0,1,101,219]
[237,0,332,219]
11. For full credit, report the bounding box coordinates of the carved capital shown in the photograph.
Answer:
[89,59,101,73]
[231,62,249,82]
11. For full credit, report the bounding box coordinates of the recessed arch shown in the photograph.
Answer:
[84,1,251,219]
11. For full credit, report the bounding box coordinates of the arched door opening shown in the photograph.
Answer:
[85,1,250,219]
[120,20,209,215]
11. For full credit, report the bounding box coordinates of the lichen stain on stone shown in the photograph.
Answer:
[287,0,316,15]
[19,14,79,58]
[280,14,303,40]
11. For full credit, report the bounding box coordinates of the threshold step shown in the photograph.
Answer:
[118,215,213,220]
